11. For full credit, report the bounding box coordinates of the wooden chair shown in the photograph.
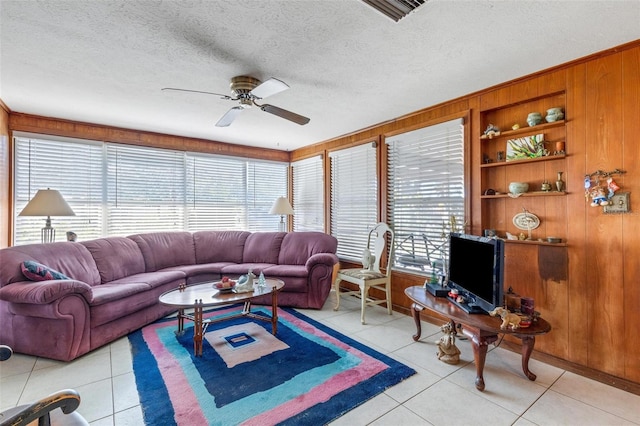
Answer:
[333,223,395,324]
[0,345,88,426]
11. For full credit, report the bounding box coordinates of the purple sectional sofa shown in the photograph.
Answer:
[0,231,338,361]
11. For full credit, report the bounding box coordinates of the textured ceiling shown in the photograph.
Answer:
[1,1,639,151]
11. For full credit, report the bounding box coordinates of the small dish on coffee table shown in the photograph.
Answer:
[213,280,236,292]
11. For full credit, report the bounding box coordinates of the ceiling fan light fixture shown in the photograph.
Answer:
[239,97,253,108]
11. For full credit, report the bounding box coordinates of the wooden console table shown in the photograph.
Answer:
[405,286,551,391]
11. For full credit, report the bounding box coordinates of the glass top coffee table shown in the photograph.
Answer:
[159,279,285,356]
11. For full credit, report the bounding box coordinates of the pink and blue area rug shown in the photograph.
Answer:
[128,305,416,425]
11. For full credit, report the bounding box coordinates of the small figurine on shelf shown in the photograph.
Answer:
[483,124,500,139]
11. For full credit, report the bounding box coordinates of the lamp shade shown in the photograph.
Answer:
[19,189,76,217]
[269,196,294,215]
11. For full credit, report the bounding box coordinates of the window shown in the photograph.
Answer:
[106,144,185,236]
[186,154,286,232]
[292,155,324,232]
[13,135,288,244]
[14,136,103,245]
[386,118,465,274]
[330,143,378,260]
[186,154,245,231]
[245,161,289,232]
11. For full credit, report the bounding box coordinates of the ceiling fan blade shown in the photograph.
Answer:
[215,106,244,127]
[162,87,232,100]
[260,104,310,125]
[250,78,289,99]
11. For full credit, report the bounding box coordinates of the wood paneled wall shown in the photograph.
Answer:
[293,41,640,385]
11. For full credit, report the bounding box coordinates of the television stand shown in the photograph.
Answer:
[446,297,488,315]
[405,286,551,391]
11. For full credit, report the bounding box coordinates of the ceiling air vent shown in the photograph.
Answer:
[360,0,427,22]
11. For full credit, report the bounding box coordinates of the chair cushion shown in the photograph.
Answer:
[338,269,386,280]
[21,261,70,281]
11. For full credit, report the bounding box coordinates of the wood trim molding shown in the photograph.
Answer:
[9,113,290,163]
[0,98,10,114]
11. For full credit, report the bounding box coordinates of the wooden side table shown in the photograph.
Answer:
[405,286,551,391]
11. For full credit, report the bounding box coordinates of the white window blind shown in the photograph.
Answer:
[292,155,324,232]
[13,137,103,245]
[185,154,287,232]
[246,161,289,232]
[13,135,288,244]
[186,154,247,231]
[106,144,185,236]
[330,143,378,260]
[386,118,465,274]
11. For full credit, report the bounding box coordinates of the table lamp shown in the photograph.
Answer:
[19,188,75,243]
[269,196,294,232]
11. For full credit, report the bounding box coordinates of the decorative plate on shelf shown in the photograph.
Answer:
[512,212,540,230]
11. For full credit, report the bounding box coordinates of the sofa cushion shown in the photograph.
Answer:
[162,263,232,278]
[0,242,101,287]
[278,232,338,265]
[242,232,286,264]
[90,283,152,306]
[193,231,250,264]
[262,264,309,278]
[108,270,186,290]
[128,232,196,272]
[21,261,70,281]
[81,237,146,283]
[220,263,276,276]
[90,284,159,327]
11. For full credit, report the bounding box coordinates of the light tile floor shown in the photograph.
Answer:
[1,293,639,425]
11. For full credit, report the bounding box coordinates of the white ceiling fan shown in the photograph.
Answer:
[162,76,310,127]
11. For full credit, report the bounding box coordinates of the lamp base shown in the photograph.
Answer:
[41,217,55,243]
[278,216,286,232]
[41,226,55,243]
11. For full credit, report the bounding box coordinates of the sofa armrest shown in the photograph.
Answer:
[305,253,339,271]
[0,280,93,305]
[304,253,339,309]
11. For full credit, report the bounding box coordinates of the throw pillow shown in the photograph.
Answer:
[21,260,70,281]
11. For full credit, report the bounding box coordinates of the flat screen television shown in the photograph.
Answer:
[446,233,504,314]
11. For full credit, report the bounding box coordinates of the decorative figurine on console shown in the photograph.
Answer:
[488,307,521,330]
[435,322,461,365]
